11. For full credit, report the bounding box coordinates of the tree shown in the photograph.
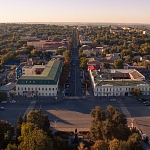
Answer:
[90,106,106,140]
[102,62,110,69]
[78,142,88,150]
[63,49,71,57]
[100,53,106,58]
[10,65,17,71]
[127,133,142,150]
[53,136,68,150]
[125,55,132,62]
[80,57,88,69]
[27,109,51,135]
[5,143,18,150]
[114,59,123,69]
[91,140,109,150]
[109,139,129,150]
[105,105,130,141]
[16,114,23,137]
[18,123,53,150]
[0,120,14,149]
[130,88,142,96]
[90,106,131,141]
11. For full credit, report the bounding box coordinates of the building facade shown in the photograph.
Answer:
[89,69,150,97]
[16,60,62,97]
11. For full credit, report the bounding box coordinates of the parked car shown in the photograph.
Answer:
[1,100,7,103]
[143,100,150,104]
[10,100,16,103]
[145,102,150,106]
[109,98,116,102]
[141,134,149,143]
[0,107,5,110]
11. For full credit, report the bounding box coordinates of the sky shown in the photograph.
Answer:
[0,0,150,24]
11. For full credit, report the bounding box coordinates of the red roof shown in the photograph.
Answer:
[88,65,100,71]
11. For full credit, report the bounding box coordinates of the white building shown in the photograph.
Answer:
[16,60,62,97]
[89,69,150,97]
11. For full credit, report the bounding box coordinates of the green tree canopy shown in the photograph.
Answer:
[27,109,51,134]
[114,59,123,69]
[18,123,53,150]
[130,88,142,96]
[102,62,110,69]
[91,140,109,150]
[0,120,14,149]
[90,106,130,141]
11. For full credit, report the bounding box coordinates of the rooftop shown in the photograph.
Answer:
[16,60,62,85]
[91,69,149,87]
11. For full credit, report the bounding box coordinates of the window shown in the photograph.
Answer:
[39,88,40,90]
[35,88,37,90]
[21,87,23,90]
[28,88,30,90]
[49,88,51,91]
[53,88,54,91]
[49,93,51,96]
[18,87,19,90]
[45,88,47,91]
[42,88,44,91]
[25,87,26,90]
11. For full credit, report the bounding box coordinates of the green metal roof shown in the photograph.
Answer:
[16,60,62,85]
[95,80,150,86]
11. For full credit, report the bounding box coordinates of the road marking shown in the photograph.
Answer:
[119,102,131,117]
[23,100,36,117]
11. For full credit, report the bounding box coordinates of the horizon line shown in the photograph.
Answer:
[0,21,150,25]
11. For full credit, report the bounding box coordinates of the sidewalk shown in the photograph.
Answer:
[13,95,64,101]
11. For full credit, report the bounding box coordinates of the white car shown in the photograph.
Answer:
[1,100,7,103]
[10,100,16,103]
[109,98,117,102]
[0,107,5,110]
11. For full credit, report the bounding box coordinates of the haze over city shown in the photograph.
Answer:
[0,0,150,24]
